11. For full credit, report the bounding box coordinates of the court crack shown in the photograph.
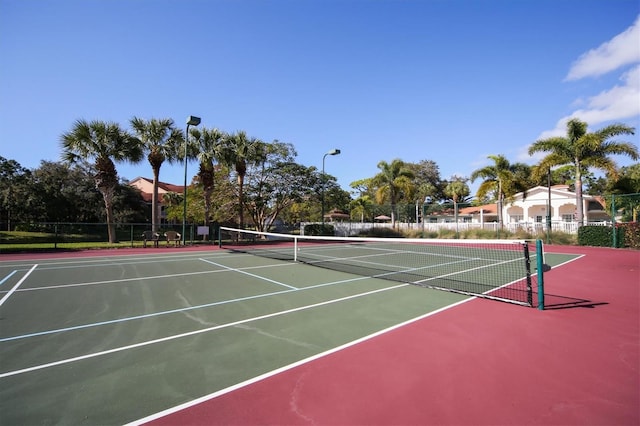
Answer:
[176,291,219,326]
[233,324,319,350]
[289,371,317,425]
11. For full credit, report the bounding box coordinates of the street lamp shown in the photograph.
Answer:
[321,148,341,225]
[183,115,201,246]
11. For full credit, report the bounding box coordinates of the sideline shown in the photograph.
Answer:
[0,264,37,307]
[124,296,474,426]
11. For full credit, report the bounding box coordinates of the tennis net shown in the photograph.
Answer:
[218,227,544,307]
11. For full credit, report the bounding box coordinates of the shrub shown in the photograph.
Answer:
[578,225,618,247]
[304,223,335,236]
[616,222,640,249]
[357,227,403,238]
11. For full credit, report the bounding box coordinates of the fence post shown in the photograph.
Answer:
[612,195,617,248]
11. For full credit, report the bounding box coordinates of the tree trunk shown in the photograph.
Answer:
[94,156,119,243]
[237,174,244,229]
[101,187,117,243]
[390,190,397,228]
[575,163,584,225]
[454,199,459,236]
[152,167,160,232]
[497,181,504,229]
[200,162,215,241]
[203,187,212,241]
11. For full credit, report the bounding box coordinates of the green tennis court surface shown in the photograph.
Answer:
[0,248,577,425]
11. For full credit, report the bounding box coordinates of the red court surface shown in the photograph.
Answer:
[141,245,639,426]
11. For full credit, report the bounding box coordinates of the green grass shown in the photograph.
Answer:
[0,241,145,253]
[0,230,221,253]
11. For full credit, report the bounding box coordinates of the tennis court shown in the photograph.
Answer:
[0,240,637,425]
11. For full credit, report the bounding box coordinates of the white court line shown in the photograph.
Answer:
[199,258,298,290]
[14,269,231,292]
[1,273,371,342]
[0,265,37,307]
[124,295,475,426]
[0,251,243,270]
[0,282,408,379]
[0,270,17,287]
[13,258,297,293]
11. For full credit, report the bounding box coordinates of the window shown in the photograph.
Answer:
[510,215,523,222]
[535,216,543,223]
[562,214,573,222]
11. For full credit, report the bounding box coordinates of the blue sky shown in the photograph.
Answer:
[1,0,639,195]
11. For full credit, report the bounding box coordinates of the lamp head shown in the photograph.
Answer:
[327,148,341,156]
[186,116,201,126]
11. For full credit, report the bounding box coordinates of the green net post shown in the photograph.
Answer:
[523,242,533,307]
[536,239,545,310]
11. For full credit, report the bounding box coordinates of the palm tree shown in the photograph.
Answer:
[444,176,470,232]
[130,117,183,232]
[470,155,528,228]
[190,127,225,235]
[61,119,143,243]
[371,159,415,227]
[216,131,265,228]
[529,118,637,224]
[350,195,374,222]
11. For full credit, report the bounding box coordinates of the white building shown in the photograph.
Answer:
[504,185,609,228]
[426,185,610,234]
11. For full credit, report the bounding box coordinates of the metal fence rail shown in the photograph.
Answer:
[0,222,219,250]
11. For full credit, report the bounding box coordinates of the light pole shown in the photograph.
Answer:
[547,167,552,244]
[321,148,341,225]
[183,115,201,246]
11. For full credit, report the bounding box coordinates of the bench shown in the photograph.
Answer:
[142,231,160,248]
[164,231,181,247]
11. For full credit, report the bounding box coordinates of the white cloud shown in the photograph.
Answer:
[538,65,640,140]
[565,15,640,81]
[515,144,542,164]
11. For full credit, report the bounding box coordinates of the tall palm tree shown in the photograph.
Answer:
[217,131,264,228]
[443,176,470,229]
[371,159,415,227]
[470,155,528,228]
[190,127,225,234]
[529,118,637,224]
[61,119,143,243]
[130,117,183,231]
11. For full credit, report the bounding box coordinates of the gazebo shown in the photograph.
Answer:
[324,209,351,221]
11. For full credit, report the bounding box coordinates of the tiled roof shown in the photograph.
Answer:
[129,177,184,203]
[458,204,497,215]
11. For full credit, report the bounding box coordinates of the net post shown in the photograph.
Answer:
[294,236,298,262]
[523,242,533,307]
[536,239,545,310]
[218,227,222,248]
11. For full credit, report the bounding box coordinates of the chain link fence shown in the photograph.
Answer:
[0,222,221,251]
